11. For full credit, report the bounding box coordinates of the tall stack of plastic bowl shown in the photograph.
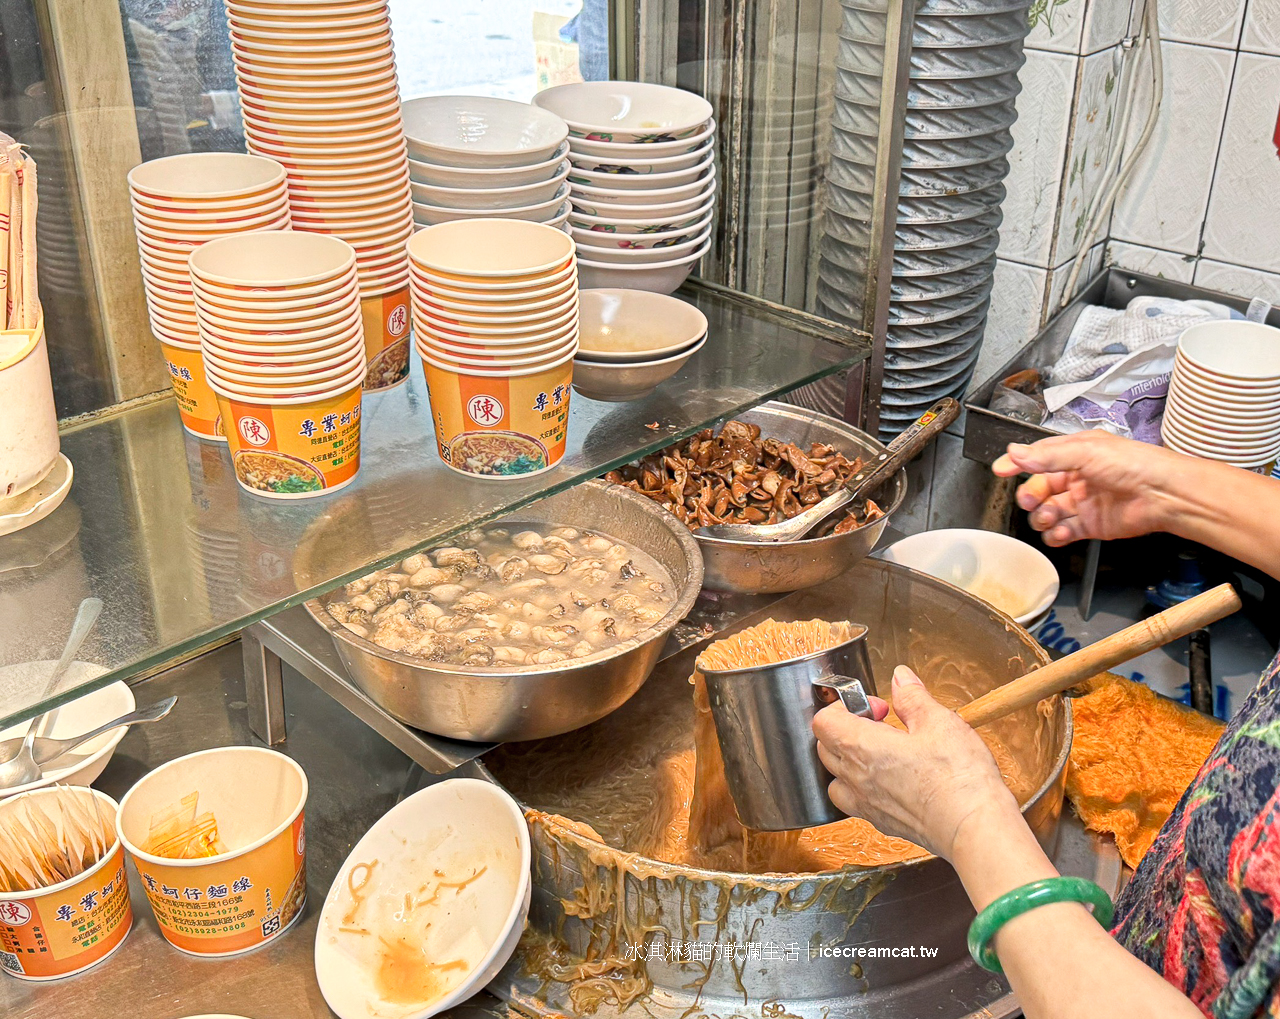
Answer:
[1161,321,1280,472]
[224,0,414,393]
[127,152,291,442]
[401,97,572,232]
[407,220,578,480]
[819,0,1030,440]
[532,82,717,294]
[188,232,365,499]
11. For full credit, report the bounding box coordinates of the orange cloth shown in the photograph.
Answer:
[1066,673,1225,868]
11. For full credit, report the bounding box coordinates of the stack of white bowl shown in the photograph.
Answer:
[402,96,572,231]
[127,152,291,442]
[407,220,579,479]
[1162,320,1280,471]
[532,82,717,294]
[572,288,708,402]
[224,0,414,391]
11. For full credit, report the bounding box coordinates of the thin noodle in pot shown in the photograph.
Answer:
[491,618,1036,875]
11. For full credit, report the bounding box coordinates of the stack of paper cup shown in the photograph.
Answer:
[127,152,291,441]
[407,220,578,479]
[225,0,413,392]
[189,231,365,499]
[1162,320,1280,472]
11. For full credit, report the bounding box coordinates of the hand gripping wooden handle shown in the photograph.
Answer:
[958,583,1242,729]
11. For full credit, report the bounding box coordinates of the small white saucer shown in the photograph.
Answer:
[0,453,73,537]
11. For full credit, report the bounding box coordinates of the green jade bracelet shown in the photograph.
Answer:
[968,876,1114,973]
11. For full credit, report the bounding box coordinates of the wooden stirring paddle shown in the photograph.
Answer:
[958,583,1242,729]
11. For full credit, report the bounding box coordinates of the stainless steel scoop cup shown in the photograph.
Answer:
[700,626,877,831]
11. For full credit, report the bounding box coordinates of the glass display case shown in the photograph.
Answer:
[0,0,912,729]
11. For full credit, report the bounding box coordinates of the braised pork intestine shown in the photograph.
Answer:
[323,525,676,667]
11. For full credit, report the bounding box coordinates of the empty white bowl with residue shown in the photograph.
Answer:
[315,778,530,1019]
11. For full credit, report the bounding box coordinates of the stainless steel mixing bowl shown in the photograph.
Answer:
[304,480,703,742]
[693,401,907,594]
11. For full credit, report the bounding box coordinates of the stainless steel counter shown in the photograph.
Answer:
[0,641,508,1019]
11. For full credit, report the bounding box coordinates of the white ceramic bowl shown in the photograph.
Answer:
[578,241,709,294]
[409,161,570,210]
[0,669,130,799]
[572,334,706,402]
[411,184,569,224]
[568,138,711,175]
[575,288,707,362]
[314,778,529,1019]
[569,198,714,234]
[574,227,711,264]
[568,151,714,191]
[570,215,711,251]
[408,142,569,189]
[568,119,716,159]
[571,175,718,218]
[881,529,1060,628]
[570,170,715,207]
[401,95,569,168]
[532,81,713,143]
[1178,320,1280,381]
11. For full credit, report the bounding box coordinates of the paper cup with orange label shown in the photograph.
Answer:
[116,747,308,958]
[421,348,574,479]
[159,340,226,442]
[359,283,411,391]
[211,378,363,499]
[0,788,133,980]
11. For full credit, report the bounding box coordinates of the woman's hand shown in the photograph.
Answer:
[812,666,1019,860]
[991,431,1184,546]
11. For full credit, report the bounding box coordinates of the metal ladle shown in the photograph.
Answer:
[0,697,177,775]
[694,398,959,544]
[0,597,103,790]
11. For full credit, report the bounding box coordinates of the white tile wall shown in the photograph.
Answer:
[1202,52,1280,274]
[1148,0,1248,49]
[1027,0,1087,54]
[1082,0,1134,53]
[1110,41,1235,255]
[1195,259,1280,302]
[1242,0,1280,55]
[998,49,1079,265]
[978,259,1050,384]
[1108,240,1196,280]
[1053,45,1125,265]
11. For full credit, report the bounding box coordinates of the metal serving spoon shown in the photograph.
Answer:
[0,597,103,790]
[695,398,960,544]
[0,697,177,778]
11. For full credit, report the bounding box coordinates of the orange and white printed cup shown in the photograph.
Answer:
[213,382,362,499]
[117,747,308,957]
[360,284,411,391]
[160,340,226,442]
[0,788,132,980]
[422,351,573,479]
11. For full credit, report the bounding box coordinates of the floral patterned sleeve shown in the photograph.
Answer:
[1111,651,1280,1019]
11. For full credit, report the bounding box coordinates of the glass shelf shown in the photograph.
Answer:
[0,284,868,729]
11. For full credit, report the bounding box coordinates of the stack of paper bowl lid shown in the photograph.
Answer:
[1162,320,1280,471]
[401,96,572,232]
[188,231,365,499]
[819,0,1029,440]
[224,0,414,393]
[407,219,578,480]
[531,82,717,295]
[127,152,291,443]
